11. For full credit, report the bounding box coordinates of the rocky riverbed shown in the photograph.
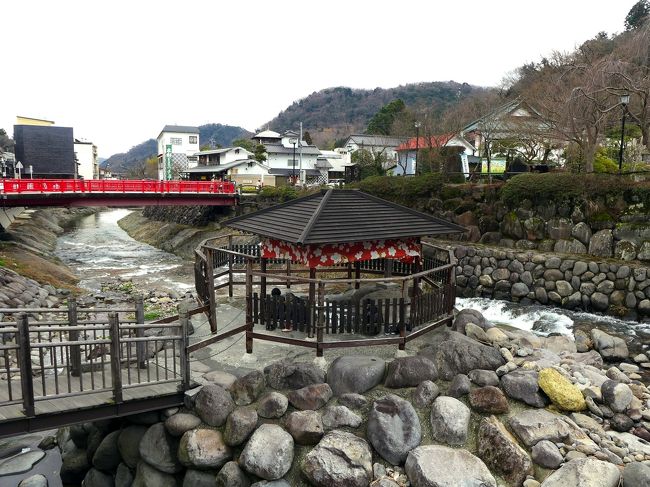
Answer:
[40,308,650,487]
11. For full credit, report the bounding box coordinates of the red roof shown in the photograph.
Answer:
[396,134,454,151]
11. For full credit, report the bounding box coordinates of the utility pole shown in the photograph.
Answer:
[414,122,421,175]
[299,122,304,185]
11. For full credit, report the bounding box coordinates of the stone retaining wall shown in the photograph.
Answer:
[454,245,650,321]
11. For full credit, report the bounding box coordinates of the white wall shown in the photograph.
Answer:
[157,132,200,159]
[74,142,97,179]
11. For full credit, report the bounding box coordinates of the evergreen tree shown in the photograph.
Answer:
[367,99,406,135]
[303,131,313,145]
[625,0,649,30]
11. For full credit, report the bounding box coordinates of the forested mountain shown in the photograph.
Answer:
[103,124,252,175]
[265,82,486,147]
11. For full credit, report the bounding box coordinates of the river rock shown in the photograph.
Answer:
[321,405,362,429]
[327,356,385,395]
[501,369,549,408]
[601,380,633,413]
[264,359,325,390]
[138,423,182,473]
[448,374,472,398]
[0,434,44,459]
[468,386,509,414]
[257,392,288,418]
[412,380,440,408]
[384,356,438,387]
[465,322,490,342]
[477,416,532,487]
[367,394,421,465]
[193,384,235,427]
[230,370,266,406]
[82,468,114,487]
[201,369,237,389]
[164,413,202,437]
[508,409,580,447]
[287,383,332,410]
[405,445,496,487]
[224,407,258,446]
[0,450,45,476]
[18,474,48,487]
[591,329,629,360]
[183,469,218,487]
[468,369,500,387]
[540,457,620,487]
[132,460,176,487]
[92,430,121,472]
[337,393,368,409]
[623,462,650,487]
[117,424,147,468]
[60,448,90,484]
[453,308,493,334]
[531,439,563,469]
[301,430,372,487]
[239,424,294,480]
[538,367,586,411]
[115,463,133,487]
[418,330,505,380]
[286,410,324,445]
[216,461,250,487]
[178,428,231,469]
[611,413,634,432]
[430,396,470,446]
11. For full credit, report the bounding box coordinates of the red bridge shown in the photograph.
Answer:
[0,178,238,207]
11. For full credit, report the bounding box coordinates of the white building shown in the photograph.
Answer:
[194,147,253,166]
[74,138,98,179]
[157,125,200,180]
[317,148,352,181]
[394,134,475,175]
[252,129,323,183]
[342,134,407,168]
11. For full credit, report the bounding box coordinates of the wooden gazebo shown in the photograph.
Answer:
[194,189,465,356]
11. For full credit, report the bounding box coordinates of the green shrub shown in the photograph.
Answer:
[358,174,446,205]
[593,148,618,173]
[258,186,299,202]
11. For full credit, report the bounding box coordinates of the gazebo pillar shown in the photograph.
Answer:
[354,261,361,289]
[260,257,268,298]
[308,267,316,338]
[384,258,393,278]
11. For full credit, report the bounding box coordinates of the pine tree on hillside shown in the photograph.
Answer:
[625,0,649,30]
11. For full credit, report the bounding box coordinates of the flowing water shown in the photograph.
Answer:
[54,209,194,293]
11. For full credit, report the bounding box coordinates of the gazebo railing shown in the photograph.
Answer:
[191,234,456,356]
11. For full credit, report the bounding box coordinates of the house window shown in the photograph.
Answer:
[170,137,182,145]
[287,159,298,167]
[188,156,197,162]
[189,136,197,144]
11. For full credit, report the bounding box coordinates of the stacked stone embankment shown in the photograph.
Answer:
[46,308,650,486]
[0,267,63,310]
[455,245,650,320]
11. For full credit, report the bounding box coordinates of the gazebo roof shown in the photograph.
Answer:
[223,189,465,245]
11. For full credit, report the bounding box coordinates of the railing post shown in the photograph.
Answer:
[384,258,393,278]
[316,282,325,358]
[354,261,361,289]
[245,258,254,354]
[67,297,81,377]
[17,313,35,417]
[286,261,291,289]
[178,303,190,391]
[205,247,217,332]
[260,257,267,300]
[135,295,146,369]
[108,312,123,404]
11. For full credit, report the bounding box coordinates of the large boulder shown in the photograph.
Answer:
[468,386,509,414]
[327,356,385,395]
[623,462,650,487]
[257,392,288,419]
[367,394,421,465]
[239,424,294,480]
[193,384,235,427]
[532,440,564,469]
[418,330,505,380]
[178,428,231,470]
[321,405,362,430]
[588,229,613,257]
[287,383,332,410]
[452,308,492,334]
[477,416,533,487]
[538,368,586,411]
[215,461,250,487]
[92,430,121,472]
[301,430,372,487]
[132,460,176,487]
[405,445,496,487]
[285,410,324,445]
[224,407,258,446]
[183,469,219,487]
[500,369,549,408]
[508,409,587,447]
[264,360,325,390]
[117,425,147,469]
[591,329,629,361]
[230,370,266,406]
[430,396,470,446]
[138,423,182,474]
[384,356,438,388]
[164,413,201,437]
[540,458,620,487]
[601,380,633,413]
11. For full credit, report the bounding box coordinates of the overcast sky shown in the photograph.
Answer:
[3,0,635,158]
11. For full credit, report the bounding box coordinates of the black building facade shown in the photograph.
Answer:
[13,125,75,178]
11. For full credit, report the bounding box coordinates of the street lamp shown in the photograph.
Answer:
[289,137,297,184]
[618,93,630,174]
[414,121,421,175]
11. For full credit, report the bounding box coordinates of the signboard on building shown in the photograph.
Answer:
[165,144,173,180]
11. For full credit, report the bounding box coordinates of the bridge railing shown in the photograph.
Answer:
[0,298,190,417]
[0,178,236,195]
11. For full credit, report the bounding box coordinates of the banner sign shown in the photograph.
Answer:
[165,145,173,180]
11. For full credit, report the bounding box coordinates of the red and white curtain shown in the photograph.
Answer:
[260,238,421,268]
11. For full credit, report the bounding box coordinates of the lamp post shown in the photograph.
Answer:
[414,121,421,175]
[618,93,630,174]
[289,137,297,185]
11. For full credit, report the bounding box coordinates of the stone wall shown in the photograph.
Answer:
[454,244,650,321]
